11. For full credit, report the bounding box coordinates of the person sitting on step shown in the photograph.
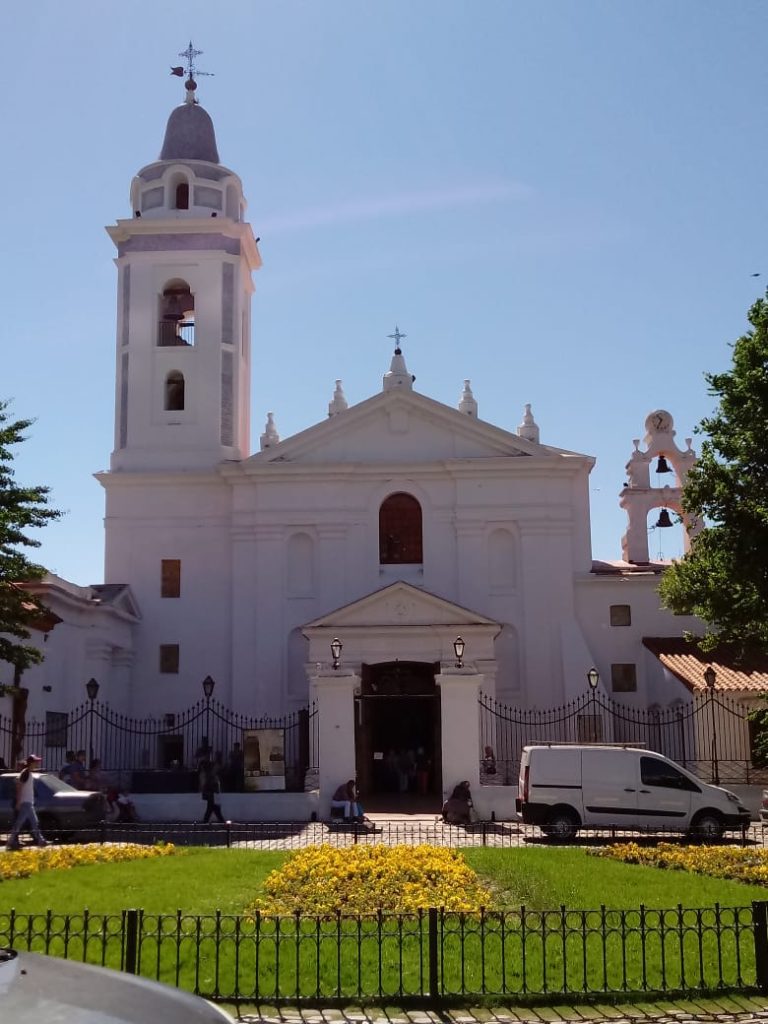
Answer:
[330,779,364,823]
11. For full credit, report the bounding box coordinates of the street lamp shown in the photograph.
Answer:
[704,666,719,785]
[85,678,99,764]
[330,637,343,671]
[202,675,215,756]
[586,668,600,742]
[453,636,466,669]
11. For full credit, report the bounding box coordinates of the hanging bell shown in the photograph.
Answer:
[655,455,672,474]
[655,508,674,528]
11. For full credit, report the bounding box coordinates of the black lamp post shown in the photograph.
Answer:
[586,667,599,742]
[85,677,99,764]
[330,637,343,671]
[453,636,466,669]
[202,675,215,755]
[704,665,719,785]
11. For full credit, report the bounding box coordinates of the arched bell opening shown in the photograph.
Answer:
[646,504,685,561]
[158,279,195,346]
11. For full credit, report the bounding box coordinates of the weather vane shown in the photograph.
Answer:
[388,325,406,352]
[170,41,214,88]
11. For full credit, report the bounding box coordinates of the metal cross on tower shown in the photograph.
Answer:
[170,41,214,83]
[388,325,406,351]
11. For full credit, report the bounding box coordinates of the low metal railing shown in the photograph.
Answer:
[1,901,764,1004]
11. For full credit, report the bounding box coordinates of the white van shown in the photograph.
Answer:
[516,744,750,840]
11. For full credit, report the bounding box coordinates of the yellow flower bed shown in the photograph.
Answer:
[594,842,768,885]
[0,843,176,881]
[250,844,492,915]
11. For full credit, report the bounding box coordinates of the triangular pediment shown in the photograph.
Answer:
[241,389,588,469]
[90,584,142,621]
[304,581,499,631]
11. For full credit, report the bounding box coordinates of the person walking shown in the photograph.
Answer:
[199,756,225,824]
[7,754,47,850]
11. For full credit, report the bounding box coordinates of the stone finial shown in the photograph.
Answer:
[382,346,415,391]
[328,380,349,417]
[458,380,478,417]
[517,403,540,444]
[260,411,280,451]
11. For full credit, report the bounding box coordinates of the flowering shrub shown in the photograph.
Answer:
[0,842,176,881]
[250,844,492,915]
[594,842,768,885]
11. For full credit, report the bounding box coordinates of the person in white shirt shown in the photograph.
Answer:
[6,754,47,851]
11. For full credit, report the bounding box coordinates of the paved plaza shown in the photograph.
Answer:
[237,997,768,1024]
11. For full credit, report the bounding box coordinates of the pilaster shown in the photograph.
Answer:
[310,667,360,814]
[436,667,482,800]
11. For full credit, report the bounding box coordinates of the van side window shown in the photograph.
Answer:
[640,756,699,792]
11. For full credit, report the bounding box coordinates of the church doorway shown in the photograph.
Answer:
[354,661,442,810]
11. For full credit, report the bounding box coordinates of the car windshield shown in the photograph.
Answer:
[35,773,78,794]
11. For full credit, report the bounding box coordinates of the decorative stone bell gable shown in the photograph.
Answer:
[619,410,699,563]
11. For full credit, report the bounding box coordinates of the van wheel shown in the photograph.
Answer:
[690,811,724,841]
[541,808,579,841]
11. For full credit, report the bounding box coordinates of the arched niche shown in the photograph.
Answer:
[286,532,315,597]
[493,624,520,700]
[488,528,517,591]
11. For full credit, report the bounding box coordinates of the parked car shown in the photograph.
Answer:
[0,947,233,1023]
[760,789,768,826]
[516,743,751,840]
[0,772,106,840]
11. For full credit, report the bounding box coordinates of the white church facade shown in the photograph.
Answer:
[8,74,756,816]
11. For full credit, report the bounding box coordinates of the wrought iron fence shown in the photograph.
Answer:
[18,818,763,852]
[479,690,762,786]
[0,700,317,794]
[1,901,764,1004]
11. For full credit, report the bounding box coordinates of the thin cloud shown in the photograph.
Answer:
[258,180,532,234]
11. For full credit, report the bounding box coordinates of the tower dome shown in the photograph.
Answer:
[160,98,220,163]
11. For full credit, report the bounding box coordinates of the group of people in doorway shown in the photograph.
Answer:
[381,748,432,795]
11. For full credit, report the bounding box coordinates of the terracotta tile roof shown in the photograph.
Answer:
[591,559,668,576]
[643,637,768,693]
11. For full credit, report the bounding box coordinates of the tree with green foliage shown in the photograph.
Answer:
[0,401,62,680]
[659,294,768,653]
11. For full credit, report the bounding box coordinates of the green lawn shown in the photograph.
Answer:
[0,845,765,1003]
[463,847,768,908]
[0,848,285,915]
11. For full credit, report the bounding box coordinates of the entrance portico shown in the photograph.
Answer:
[303,582,500,814]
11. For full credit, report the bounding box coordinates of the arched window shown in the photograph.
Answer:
[379,492,423,564]
[174,182,189,209]
[165,371,185,411]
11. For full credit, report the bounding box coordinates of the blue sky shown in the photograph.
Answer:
[3,1,766,585]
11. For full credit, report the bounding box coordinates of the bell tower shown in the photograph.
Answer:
[106,57,260,470]
[619,410,700,563]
